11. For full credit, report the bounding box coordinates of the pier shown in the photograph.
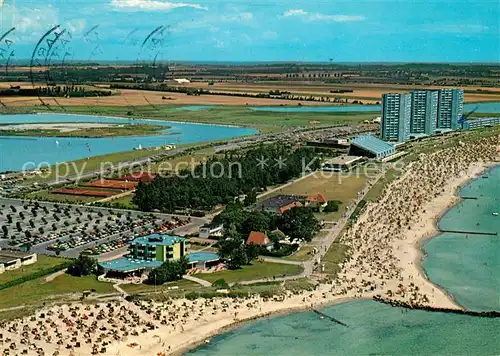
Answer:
[438,229,497,236]
[312,309,348,327]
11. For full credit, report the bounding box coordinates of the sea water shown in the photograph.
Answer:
[187,300,500,356]
[422,165,500,311]
[188,166,500,355]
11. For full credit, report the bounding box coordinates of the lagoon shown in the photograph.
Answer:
[0,114,258,172]
[181,101,500,113]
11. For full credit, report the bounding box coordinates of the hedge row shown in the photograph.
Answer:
[0,262,73,291]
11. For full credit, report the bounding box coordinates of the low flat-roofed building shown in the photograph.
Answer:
[306,138,350,149]
[199,223,224,239]
[349,135,396,159]
[322,155,364,172]
[0,251,37,274]
[257,195,303,215]
[98,257,163,274]
[0,250,37,266]
[187,252,220,270]
[463,117,500,130]
[0,256,21,272]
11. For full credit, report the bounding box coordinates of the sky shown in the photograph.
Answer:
[0,0,498,63]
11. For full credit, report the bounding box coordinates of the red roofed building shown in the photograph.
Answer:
[276,201,303,215]
[305,193,328,210]
[246,231,271,247]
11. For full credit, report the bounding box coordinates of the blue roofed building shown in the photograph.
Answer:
[98,234,188,274]
[349,135,396,159]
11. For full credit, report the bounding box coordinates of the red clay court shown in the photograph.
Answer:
[54,189,115,197]
[84,179,138,190]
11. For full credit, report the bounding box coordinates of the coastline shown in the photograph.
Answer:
[165,164,496,355]
[392,162,494,311]
[172,296,360,356]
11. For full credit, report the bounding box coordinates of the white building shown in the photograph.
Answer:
[199,224,224,239]
[0,251,38,274]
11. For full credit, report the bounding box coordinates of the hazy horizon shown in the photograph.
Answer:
[0,0,499,63]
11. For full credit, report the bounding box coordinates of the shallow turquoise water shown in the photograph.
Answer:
[188,166,500,355]
[422,165,500,311]
[187,300,500,356]
[0,114,257,172]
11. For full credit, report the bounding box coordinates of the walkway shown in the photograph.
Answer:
[183,275,212,287]
[112,283,129,297]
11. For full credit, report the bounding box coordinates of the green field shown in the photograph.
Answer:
[197,261,304,284]
[0,255,69,284]
[284,231,328,262]
[268,169,376,221]
[322,242,349,277]
[0,274,115,311]
[121,279,200,294]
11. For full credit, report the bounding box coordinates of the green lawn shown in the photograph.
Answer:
[270,171,372,221]
[0,255,70,284]
[284,231,328,262]
[0,274,115,311]
[322,242,349,277]
[198,261,304,284]
[121,279,200,294]
[364,168,401,202]
[105,194,136,209]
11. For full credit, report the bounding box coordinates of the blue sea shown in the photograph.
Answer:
[188,166,500,356]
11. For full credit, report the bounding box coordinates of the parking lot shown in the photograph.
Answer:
[0,198,206,258]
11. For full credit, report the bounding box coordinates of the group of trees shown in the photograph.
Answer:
[147,256,189,285]
[133,144,321,213]
[68,255,97,277]
[214,202,320,269]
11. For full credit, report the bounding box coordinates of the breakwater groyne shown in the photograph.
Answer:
[438,229,498,236]
[373,297,500,318]
[312,309,348,326]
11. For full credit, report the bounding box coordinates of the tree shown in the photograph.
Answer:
[279,207,320,242]
[245,243,261,262]
[241,211,271,236]
[243,190,257,207]
[324,200,342,213]
[2,225,8,238]
[69,255,97,276]
[147,256,189,285]
[227,245,248,270]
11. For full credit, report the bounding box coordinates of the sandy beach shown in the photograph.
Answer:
[0,133,497,356]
